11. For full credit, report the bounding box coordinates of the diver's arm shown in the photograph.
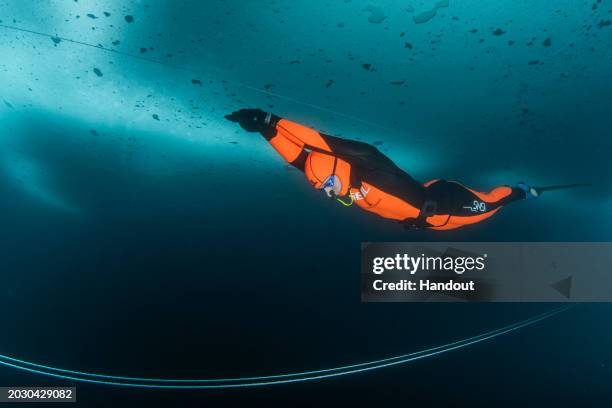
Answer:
[225,108,329,171]
[225,108,388,162]
[264,114,404,173]
[224,108,410,176]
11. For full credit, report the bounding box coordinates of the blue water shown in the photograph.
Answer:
[1,1,611,406]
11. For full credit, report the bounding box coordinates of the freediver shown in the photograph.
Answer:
[225,108,572,230]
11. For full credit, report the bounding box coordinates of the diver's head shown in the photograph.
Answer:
[305,152,350,198]
[321,174,342,198]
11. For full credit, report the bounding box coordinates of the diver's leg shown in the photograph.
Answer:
[454,182,526,214]
[423,180,527,229]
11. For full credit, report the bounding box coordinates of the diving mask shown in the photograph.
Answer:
[321,175,342,198]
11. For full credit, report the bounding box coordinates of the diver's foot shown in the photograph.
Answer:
[517,182,539,200]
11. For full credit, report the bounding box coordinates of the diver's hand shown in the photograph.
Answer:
[225,108,269,132]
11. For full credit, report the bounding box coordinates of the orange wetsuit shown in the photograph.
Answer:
[255,113,526,230]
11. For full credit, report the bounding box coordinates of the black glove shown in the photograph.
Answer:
[225,108,270,133]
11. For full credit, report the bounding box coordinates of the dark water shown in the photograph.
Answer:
[1,1,611,406]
